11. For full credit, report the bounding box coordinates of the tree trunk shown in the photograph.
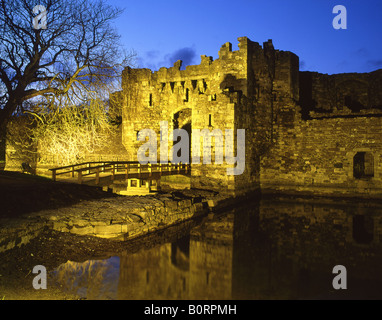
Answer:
[0,100,17,133]
[0,121,6,170]
[0,99,19,169]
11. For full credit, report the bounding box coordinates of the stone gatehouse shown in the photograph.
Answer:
[119,36,382,198]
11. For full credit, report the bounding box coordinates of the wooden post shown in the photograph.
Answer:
[96,167,100,185]
[125,163,129,179]
[78,170,82,184]
[111,163,115,181]
[138,163,141,178]
[71,165,75,178]
[52,169,56,181]
[148,163,152,177]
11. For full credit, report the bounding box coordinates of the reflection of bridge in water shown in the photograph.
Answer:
[49,161,191,194]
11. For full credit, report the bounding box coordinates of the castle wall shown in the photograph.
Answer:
[299,70,382,118]
[260,115,382,197]
[235,39,299,195]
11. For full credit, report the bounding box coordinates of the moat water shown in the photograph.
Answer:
[51,195,382,300]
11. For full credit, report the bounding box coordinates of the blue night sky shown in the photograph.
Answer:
[108,0,382,75]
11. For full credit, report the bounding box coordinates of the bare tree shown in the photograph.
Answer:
[28,97,118,165]
[0,0,132,134]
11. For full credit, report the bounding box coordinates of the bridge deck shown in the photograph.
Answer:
[50,161,190,187]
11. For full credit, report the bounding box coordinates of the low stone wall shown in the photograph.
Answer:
[0,190,230,253]
[50,195,210,240]
[0,219,47,253]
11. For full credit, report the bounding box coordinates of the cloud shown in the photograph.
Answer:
[145,50,160,60]
[137,51,162,70]
[138,47,197,71]
[367,60,382,69]
[165,47,197,69]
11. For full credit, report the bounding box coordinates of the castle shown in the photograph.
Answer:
[120,36,382,198]
[6,36,382,198]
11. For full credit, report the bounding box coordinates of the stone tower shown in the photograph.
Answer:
[121,37,299,196]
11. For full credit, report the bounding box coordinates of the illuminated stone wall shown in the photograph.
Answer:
[121,37,299,195]
[260,114,382,197]
[260,66,382,197]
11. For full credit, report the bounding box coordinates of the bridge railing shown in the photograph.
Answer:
[49,161,190,185]
[49,161,112,181]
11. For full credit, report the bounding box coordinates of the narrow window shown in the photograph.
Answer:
[208,114,212,127]
[149,93,152,106]
[184,88,189,102]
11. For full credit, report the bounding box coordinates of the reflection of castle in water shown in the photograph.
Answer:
[53,200,382,299]
[117,213,235,300]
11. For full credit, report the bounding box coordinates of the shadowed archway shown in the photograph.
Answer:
[173,108,192,164]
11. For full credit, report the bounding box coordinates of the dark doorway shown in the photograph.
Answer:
[353,152,374,179]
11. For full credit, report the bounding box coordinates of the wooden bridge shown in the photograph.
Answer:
[49,161,191,193]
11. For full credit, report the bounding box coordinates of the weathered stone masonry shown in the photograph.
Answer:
[260,116,382,196]
[261,69,382,197]
[121,36,382,197]
[121,37,299,196]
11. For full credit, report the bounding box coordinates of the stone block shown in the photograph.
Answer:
[70,226,94,236]
[94,224,122,236]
